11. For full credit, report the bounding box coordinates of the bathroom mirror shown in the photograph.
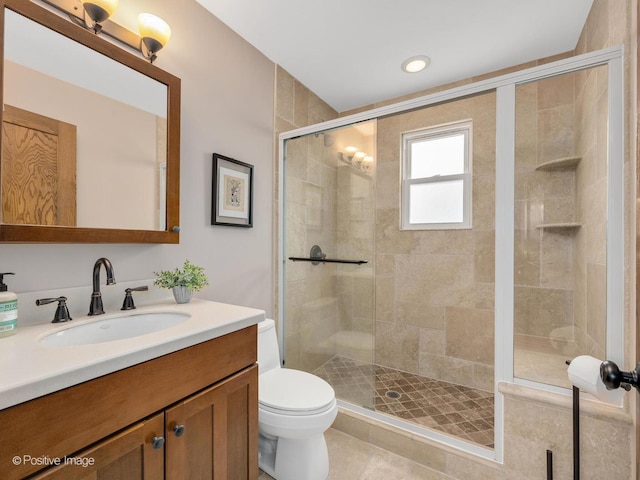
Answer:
[0,0,181,243]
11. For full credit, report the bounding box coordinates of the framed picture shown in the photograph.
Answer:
[211,153,253,227]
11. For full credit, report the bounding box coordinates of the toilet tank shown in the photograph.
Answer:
[257,319,281,374]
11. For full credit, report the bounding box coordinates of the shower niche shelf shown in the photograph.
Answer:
[534,156,582,232]
[535,155,581,171]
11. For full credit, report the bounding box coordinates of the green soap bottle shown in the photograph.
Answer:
[0,272,17,338]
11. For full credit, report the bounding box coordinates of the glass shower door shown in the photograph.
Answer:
[282,121,376,410]
[513,65,609,388]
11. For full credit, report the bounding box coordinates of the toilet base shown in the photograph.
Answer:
[258,433,329,480]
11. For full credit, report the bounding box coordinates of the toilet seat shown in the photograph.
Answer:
[259,368,335,416]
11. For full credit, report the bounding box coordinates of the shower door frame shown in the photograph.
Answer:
[278,45,625,463]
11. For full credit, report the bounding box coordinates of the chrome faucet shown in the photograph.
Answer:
[88,257,116,316]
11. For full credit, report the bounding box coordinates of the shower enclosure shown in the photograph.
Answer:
[279,46,623,458]
[283,89,498,450]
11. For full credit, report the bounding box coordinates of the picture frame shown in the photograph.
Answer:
[211,153,253,227]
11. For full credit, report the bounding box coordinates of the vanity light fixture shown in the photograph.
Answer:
[339,146,358,163]
[401,55,431,73]
[138,13,172,64]
[39,0,171,64]
[337,147,375,175]
[80,0,118,34]
[361,155,375,174]
[352,151,366,167]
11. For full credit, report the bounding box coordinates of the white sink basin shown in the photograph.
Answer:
[39,311,190,347]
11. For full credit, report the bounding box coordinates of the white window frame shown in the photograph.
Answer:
[400,120,472,230]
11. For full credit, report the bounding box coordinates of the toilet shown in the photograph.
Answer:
[257,319,338,480]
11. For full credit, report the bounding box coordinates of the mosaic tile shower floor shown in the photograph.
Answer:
[314,356,494,448]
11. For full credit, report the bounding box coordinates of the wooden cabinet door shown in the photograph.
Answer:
[165,365,259,480]
[30,413,165,480]
[2,104,77,226]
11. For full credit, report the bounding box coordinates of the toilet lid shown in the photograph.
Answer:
[259,369,335,413]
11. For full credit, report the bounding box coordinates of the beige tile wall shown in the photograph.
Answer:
[573,64,610,361]
[335,145,376,363]
[275,66,341,371]
[375,92,497,391]
[513,73,577,352]
[513,52,610,386]
[283,131,341,372]
[278,81,376,373]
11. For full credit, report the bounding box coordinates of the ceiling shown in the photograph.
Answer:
[195,0,595,113]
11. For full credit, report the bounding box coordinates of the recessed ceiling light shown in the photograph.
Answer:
[401,55,431,73]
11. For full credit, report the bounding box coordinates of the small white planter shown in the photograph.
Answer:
[172,286,193,304]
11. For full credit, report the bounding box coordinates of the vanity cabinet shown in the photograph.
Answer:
[165,367,256,479]
[0,325,258,480]
[30,413,165,480]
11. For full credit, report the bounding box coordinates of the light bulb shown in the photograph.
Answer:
[138,13,172,49]
[81,0,118,29]
[401,55,431,73]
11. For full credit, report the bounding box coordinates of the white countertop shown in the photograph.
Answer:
[0,298,264,410]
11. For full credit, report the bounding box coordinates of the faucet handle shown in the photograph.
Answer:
[36,296,72,323]
[121,285,149,310]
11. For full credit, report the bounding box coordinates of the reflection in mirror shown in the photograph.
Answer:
[2,9,168,230]
[513,64,608,389]
[0,0,181,244]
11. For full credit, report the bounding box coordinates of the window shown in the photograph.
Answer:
[401,121,472,230]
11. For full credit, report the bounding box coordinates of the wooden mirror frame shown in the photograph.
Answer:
[0,0,180,243]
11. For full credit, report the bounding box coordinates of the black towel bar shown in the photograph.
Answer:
[288,245,368,266]
[288,257,367,265]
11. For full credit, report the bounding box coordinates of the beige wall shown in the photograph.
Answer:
[3,0,276,317]
[274,66,340,369]
[514,74,577,342]
[574,17,613,362]
[512,71,584,388]
[574,63,609,360]
[513,60,609,374]
[335,127,376,362]
[375,92,496,391]
[283,131,340,371]
[282,125,377,372]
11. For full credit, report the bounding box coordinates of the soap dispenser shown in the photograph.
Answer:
[0,272,17,338]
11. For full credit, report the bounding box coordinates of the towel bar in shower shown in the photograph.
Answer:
[288,257,368,265]
[288,244,368,266]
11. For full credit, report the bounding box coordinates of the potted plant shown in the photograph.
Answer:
[154,260,209,304]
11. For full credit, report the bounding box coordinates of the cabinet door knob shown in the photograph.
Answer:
[151,436,165,450]
[173,424,185,437]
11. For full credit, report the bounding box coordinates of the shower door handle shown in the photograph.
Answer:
[288,244,368,265]
[288,257,368,265]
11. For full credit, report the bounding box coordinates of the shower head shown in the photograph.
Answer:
[312,132,335,147]
[323,133,335,147]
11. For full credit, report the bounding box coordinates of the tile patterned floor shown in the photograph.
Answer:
[314,356,495,448]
